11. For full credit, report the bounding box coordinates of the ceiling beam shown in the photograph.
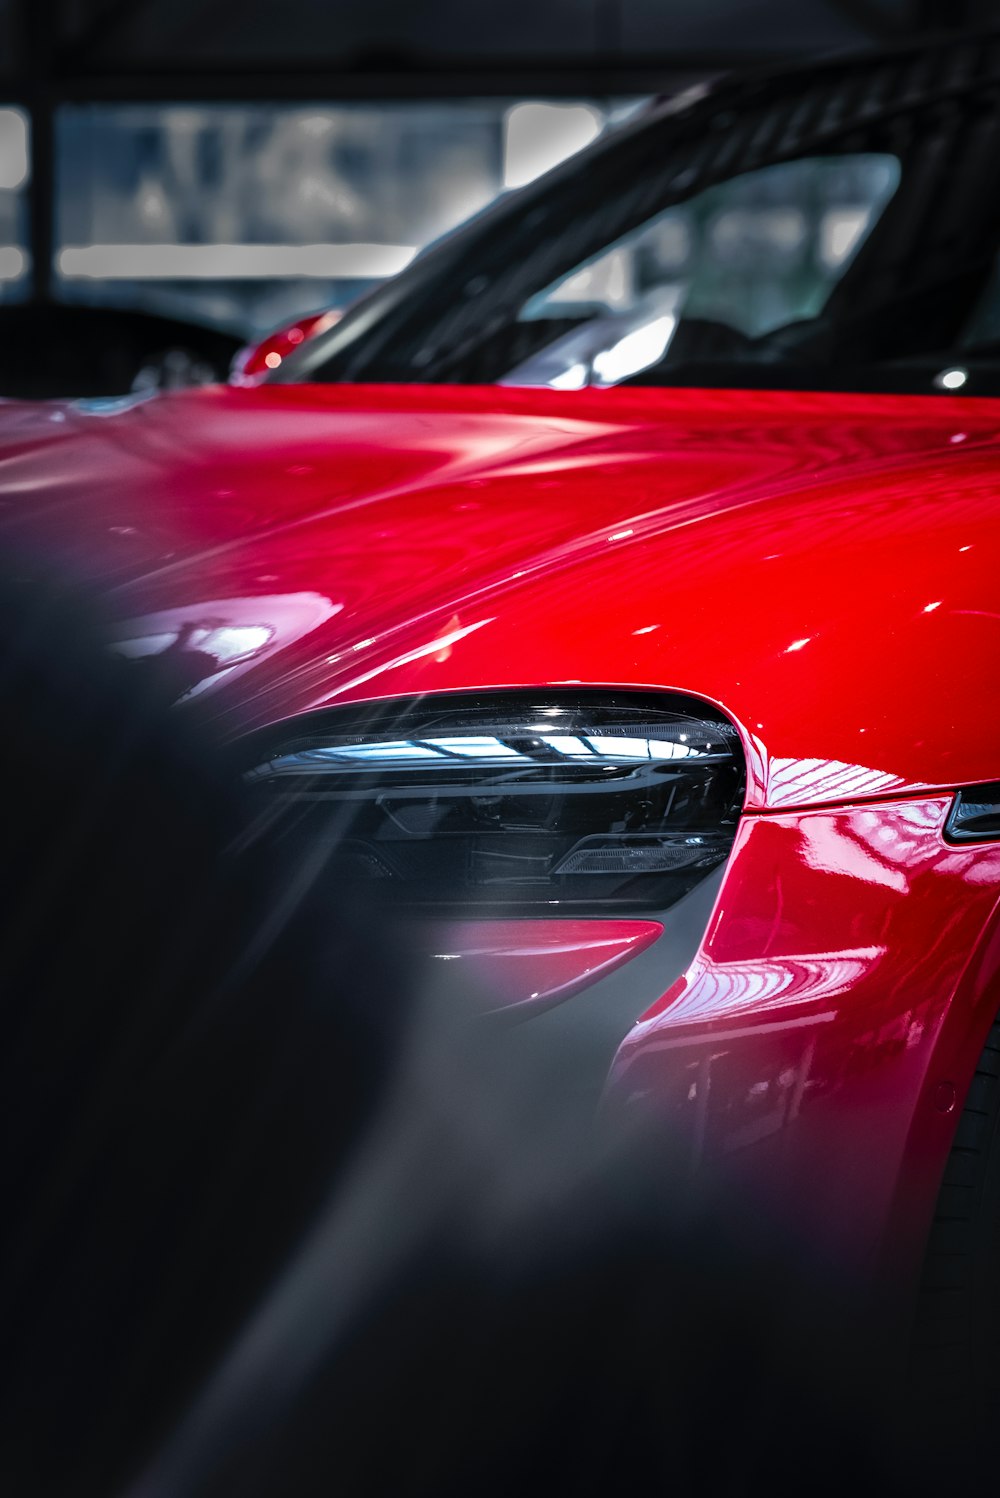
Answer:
[5,57,794,105]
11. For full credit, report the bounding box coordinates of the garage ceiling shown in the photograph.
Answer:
[55,0,901,65]
[7,0,999,82]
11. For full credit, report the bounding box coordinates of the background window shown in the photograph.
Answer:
[55,100,622,337]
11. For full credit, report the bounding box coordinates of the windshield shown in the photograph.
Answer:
[282,47,1000,396]
[502,153,900,389]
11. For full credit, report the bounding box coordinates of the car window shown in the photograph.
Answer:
[506,154,900,387]
[285,48,1000,394]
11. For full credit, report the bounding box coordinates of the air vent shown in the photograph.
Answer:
[945,783,1000,843]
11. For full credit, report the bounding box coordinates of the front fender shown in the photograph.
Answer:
[606,795,1000,1294]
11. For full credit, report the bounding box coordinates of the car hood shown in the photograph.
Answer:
[1,381,998,811]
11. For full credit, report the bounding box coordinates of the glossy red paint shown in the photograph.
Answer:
[3,378,1000,1287]
[421,918,663,1016]
[608,795,1000,1288]
[3,382,997,811]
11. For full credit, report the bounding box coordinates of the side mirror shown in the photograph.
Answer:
[229,310,340,385]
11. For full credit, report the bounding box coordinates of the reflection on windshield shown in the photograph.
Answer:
[504,297,683,389]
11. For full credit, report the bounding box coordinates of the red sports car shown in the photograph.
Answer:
[5,37,1000,1368]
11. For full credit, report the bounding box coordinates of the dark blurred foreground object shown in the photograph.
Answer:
[0,564,968,1498]
[0,304,241,398]
[0,563,405,1492]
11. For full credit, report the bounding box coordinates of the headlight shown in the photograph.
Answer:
[241,692,745,913]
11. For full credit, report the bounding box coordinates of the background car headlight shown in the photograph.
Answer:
[242,692,745,913]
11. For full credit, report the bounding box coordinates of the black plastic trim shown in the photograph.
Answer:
[944,782,1000,843]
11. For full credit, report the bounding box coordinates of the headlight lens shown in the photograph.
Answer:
[242,692,744,913]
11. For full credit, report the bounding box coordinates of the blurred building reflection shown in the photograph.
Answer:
[51,100,621,335]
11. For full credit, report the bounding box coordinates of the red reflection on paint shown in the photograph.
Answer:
[605,797,1000,1281]
[423,918,663,1015]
